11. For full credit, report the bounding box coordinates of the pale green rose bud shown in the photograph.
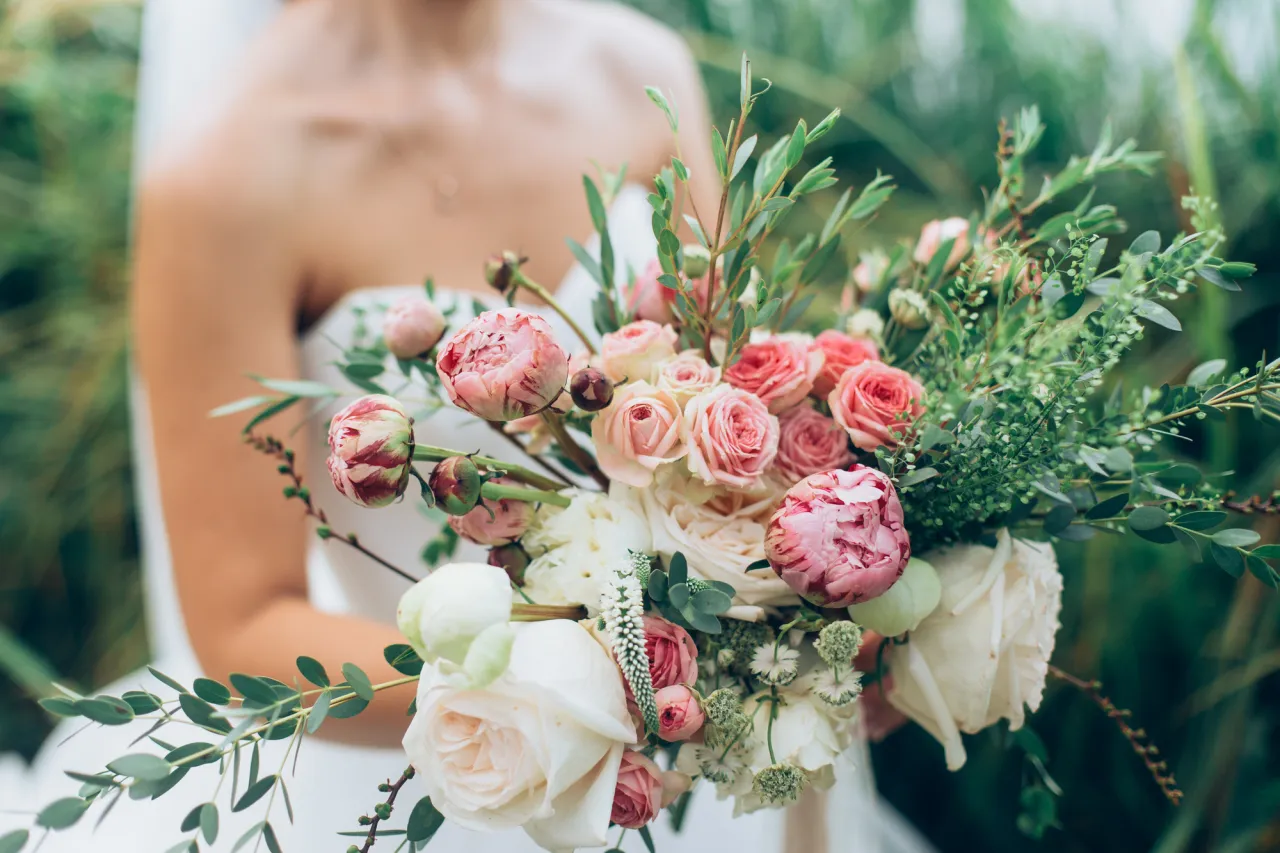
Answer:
[847,557,941,637]
[845,308,885,341]
[395,563,513,664]
[682,244,711,279]
[458,622,515,688]
[889,288,931,330]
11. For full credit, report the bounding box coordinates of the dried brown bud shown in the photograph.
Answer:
[569,367,614,412]
[488,542,530,586]
[484,250,523,293]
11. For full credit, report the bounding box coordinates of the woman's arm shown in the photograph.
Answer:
[132,147,413,747]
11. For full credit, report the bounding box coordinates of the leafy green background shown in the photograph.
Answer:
[1,1,1277,851]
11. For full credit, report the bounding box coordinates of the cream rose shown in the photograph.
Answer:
[522,491,652,607]
[885,529,1062,770]
[591,381,687,488]
[600,321,678,384]
[654,351,721,404]
[404,620,637,850]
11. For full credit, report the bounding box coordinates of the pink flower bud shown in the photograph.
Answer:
[643,616,698,691]
[484,250,522,293]
[569,367,614,412]
[611,750,664,829]
[436,308,569,422]
[383,296,446,359]
[487,542,530,586]
[914,217,971,269]
[765,466,911,607]
[326,395,414,508]
[655,684,705,742]
[623,259,676,324]
[447,476,534,546]
[427,456,482,516]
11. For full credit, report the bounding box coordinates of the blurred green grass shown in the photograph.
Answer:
[0,1,1277,851]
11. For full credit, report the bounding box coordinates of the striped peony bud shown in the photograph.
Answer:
[428,455,482,516]
[326,395,415,508]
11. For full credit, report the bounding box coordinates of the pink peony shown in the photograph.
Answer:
[383,295,447,359]
[654,351,721,404]
[765,466,911,607]
[624,259,676,324]
[655,684,705,742]
[683,386,780,490]
[828,361,925,451]
[644,616,698,690]
[611,750,664,829]
[600,320,679,384]
[724,336,823,414]
[809,330,880,399]
[591,381,687,488]
[326,395,415,508]
[914,217,971,269]
[447,477,534,546]
[775,405,855,484]
[436,308,569,422]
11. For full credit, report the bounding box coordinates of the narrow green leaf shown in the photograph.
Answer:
[263,823,282,853]
[1187,359,1227,388]
[231,821,266,853]
[1127,506,1170,531]
[192,678,231,706]
[1251,544,1280,559]
[1174,510,1227,531]
[0,830,29,853]
[39,697,81,717]
[209,395,277,418]
[200,803,219,845]
[148,666,189,695]
[107,754,172,782]
[1212,528,1261,547]
[232,775,277,813]
[899,467,938,487]
[74,697,134,726]
[730,136,757,180]
[1211,542,1245,577]
[711,127,728,179]
[784,120,807,170]
[644,86,678,132]
[1136,300,1181,331]
[36,798,89,830]
[639,824,657,853]
[1085,493,1129,520]
[306,690,331,735]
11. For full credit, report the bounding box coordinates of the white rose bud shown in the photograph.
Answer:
[396,563,513,664]
[845,308,885,341]
[847,557,941,637]
[455,622,516,689]
[889,288,931,330]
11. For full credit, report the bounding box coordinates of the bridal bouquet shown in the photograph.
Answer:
[14,58,1280,853]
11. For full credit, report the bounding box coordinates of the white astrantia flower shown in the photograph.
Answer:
[807,666,863,707]
[886,529,1063,770]
[749,644,800,686]
[675,742,751,788]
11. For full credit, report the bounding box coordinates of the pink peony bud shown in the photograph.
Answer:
[611,750,664,829]
[383,296,446,359]
[569,367,614,412]
[765,466,911,607]
[436,308,569,422]
[447,476,534,546]
[828,361,926,452]
[326,395,415,508]
[775,404,855,484]
[913,217,971,269]
[655,684,705,742]
[599,320,678,384]
[484,250,522,294]
[724,336,824,414]
[809,330,880,399]
[643,616,698,691]
[427,456,482,516]
[624,259,677,324]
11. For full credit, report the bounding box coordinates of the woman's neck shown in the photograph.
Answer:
[312,0,508,65]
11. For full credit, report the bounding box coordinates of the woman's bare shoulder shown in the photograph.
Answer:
[535,0,702,88]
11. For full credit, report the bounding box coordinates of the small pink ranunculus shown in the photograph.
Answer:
[765,466,911,607]
[724,336,823,414]
[326,395,415,508]
[624,259,676,324]
[655,684,705,742]
[644,616,698,690]
[828,361,925,451]
[810,330,880,399]
[611,750,664,830]
[914,217,971,269]
[436,308,569,422]
[654,351,721,404]
[775,405,854,484]
[600,320,678,384]
[591,381,687,488]
[447,477,534,546]
[683,385,780,490]
[383,295,447,359]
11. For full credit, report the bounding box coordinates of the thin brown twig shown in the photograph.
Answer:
[539,412,609,490]
[484,420,574,486]
[1048,664,1183,806]
[358,767,415,852]
[1220,491,1280,515]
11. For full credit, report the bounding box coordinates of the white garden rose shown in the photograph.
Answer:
[521,490,652,607]
[404,620,637,850]
[396,563,512,664]
[886,529,1062,770]
[623,472,799,607]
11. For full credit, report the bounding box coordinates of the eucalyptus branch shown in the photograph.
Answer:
[511,269,597,354]
[539,412,609,489]
[357,768,414,853]
[411,445,564,491]
[1117,382,1280,436]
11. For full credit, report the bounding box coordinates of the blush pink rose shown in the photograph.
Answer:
[655,684,705,742]
[611,750,664,829]
[809,330,880,399]
[591,381,687,488]
[683,386,780,490]
[447,477,534,546]
[644,616,698,690]
[436,308,569,422]
[828,361,925,451]
[724,336,823,414]
[654,351,721,404]
[914,217,971,269]
[600,321,679,384]
[383,295,447,359]
[326,395,415,508]
[775,405,855,484]
[624,259,676,324]
[765,466,911,607]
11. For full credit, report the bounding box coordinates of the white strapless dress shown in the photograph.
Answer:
[2,185,930,853]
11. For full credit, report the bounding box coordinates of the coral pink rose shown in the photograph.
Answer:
[436,308,569,422]
[810,330,880,399]
[654,351,721,404]
[775,405,854,484]
[914,217,971,269]
[611,750,664,829]
[644,616,698,690]
[326,395,415,508]
[600,320,678,384]
[765,466,911,607]
[724,336,823,414]
[591,381,687,488]
[655,684,705,742]
[683,386,780,490]
[829,361,925,451]
[624,259,676,324]
[448,477,535,546]
[383,295,447,359]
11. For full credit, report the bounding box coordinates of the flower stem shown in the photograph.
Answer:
[481,481,570,508]
[412,445,564,491]
[511,603,587,621]
[512,270,597,354]
[540,412,610,490]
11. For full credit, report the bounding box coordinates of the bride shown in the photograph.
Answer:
[14,1,932,851]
